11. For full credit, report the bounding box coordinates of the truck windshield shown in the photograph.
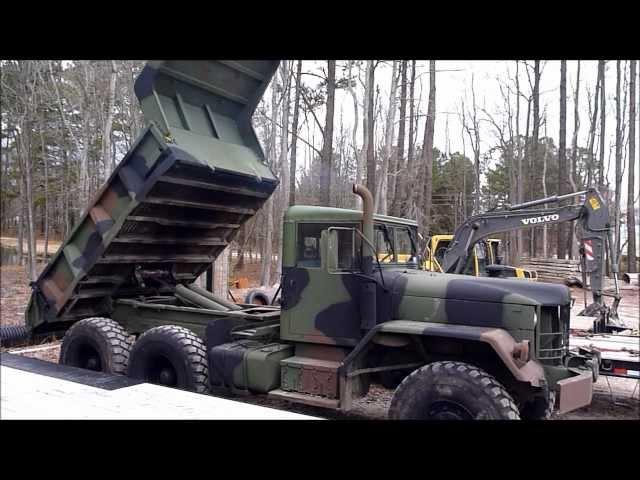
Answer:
[376,225,416,264]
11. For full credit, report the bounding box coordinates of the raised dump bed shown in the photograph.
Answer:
[25,60,280,338]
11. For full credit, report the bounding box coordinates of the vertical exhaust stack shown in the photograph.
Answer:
[353,184,377,330]
[353,184,374,276]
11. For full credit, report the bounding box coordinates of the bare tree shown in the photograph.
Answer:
[515,61,524,257]
[377,61,399,214]
[289,60,302,206]
[260,80,278,287]
[390,60,407,216]
[614,61,623,256]
[530,60,541,257]
[320,60,336,206]
[557,60,568,259]
[345,61,361,191]
[463,74,481,215]
[401,60,417,217]
[567,61,581,258]
[628,60,637,272]
[587,64,602,187]
[419,60,436,236]
[598,60,606,190]
[365,60,377,196]
[542,119,549,258]
[102,60,118,179]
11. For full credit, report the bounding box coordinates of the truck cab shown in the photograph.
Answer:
[279,206,419,348]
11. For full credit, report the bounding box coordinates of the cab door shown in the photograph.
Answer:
[280,222,363,347]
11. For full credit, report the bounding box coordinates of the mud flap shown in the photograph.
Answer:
[556,372,593,414]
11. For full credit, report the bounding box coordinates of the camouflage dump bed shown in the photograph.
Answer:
[26,60,280,335]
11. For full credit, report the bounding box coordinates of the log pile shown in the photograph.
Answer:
[519,258,581,283]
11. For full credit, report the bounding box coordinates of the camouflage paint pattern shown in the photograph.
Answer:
[25,61,281,336]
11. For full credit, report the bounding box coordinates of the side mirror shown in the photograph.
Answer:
[320,229,339,273]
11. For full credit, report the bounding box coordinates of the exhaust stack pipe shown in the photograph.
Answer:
[353,184,374,276]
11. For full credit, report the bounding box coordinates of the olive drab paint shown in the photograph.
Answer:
[24,60,598,418]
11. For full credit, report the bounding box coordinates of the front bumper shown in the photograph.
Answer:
[555,371,594,415]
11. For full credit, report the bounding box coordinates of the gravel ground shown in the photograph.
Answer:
[2,262,638,420]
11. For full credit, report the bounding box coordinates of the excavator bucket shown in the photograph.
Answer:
[25,60,280,336]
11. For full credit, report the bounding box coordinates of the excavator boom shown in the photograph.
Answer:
[441,188,622,333]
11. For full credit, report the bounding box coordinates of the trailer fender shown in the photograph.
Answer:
[376,320,545,387]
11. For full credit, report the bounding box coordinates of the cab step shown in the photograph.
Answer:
[267,389,340,409]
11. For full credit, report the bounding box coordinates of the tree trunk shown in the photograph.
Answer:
[402,60,417,217]
[377,61,398,214]
[557,60,568,259]
[614,61,622,257]
[102,60,118,179]
[530,61,541,257]
[542,122,549,258]
[40,125,49,259]
[320,60,336,206]
[515,61,523,258]
[365,61,376,197]
[587,65,601,187]
[289,60,302,206]
[598,60,606,190]
[17,194,24,263]
[21,133,37,280]
[260,79,279,287]
[420,60,436,236]
[628,60,637,272]
[392,61,408,217]
[568,61,581,258]
[275,61,291,280]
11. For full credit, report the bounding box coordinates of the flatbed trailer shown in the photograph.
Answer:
[569,332,639,379]
[569,312,639,380]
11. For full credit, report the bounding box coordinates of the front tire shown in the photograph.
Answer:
[59,317,133,374]
[127,325,208,394]
[388,361,521,420]
[520,389,556,420]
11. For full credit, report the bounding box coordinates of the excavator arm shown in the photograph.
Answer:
[441,189,623,333]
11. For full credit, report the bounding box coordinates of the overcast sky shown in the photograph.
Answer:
[294,60,639,206]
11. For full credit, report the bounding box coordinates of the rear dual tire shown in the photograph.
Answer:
[59,317,133,375]
[127,325,209,394]
[60,319,209,394]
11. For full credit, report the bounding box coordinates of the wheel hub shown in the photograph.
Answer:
[86,356,99,370]
[428,401,473,420]
[159,367,177,386]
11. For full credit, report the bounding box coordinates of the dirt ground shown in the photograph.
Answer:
[1,260,638,420]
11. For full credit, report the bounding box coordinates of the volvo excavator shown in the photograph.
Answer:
[438,189,624,335]
[422,234,538,280]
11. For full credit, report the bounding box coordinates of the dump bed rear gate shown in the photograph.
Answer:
[26,61,280,334]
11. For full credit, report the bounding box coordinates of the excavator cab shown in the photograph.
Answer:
[422,235,536,280]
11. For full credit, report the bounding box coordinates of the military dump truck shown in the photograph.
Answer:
[17,60,599,420]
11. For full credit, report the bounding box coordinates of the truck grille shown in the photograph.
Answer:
[536,306,569,364]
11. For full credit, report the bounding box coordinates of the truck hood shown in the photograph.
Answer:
[391,270,571,307]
